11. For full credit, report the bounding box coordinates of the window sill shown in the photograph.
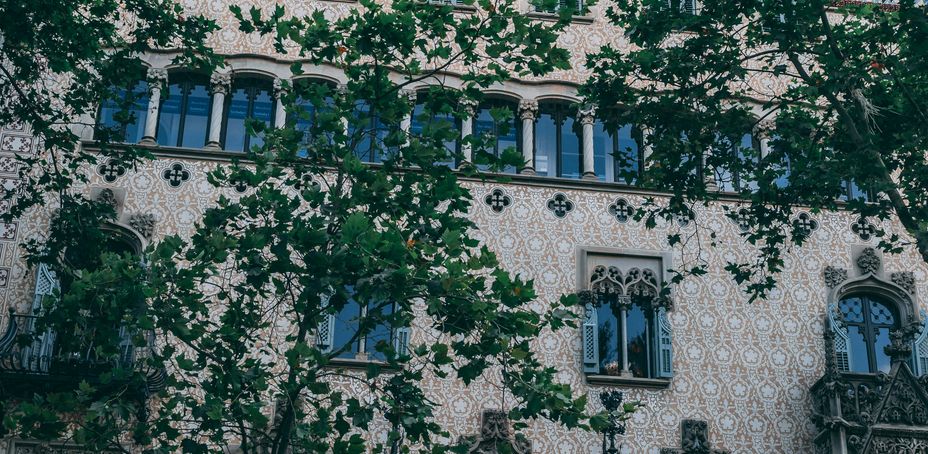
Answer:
[422,2,478,13]
[526,11,594,24]
[324,356,398,371]
[586,374,671,389]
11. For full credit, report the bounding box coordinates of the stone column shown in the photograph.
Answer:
[619,307,632,377]
[518,99,538,175]
[399,89,417,149]
[578,105,597,180]
[459,98,477,167]
[641,127,653,169]
[273,78,289,129]
[205,72,232,150]
[140,68,168,145]
[337,83,350,137]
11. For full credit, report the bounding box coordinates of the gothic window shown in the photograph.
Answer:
[411,92,460,168]
[289,78,336,157]
[221,77,276,152]
[833,295,897,373]
[535,101,581,179]
[591,119,642,184]
[715,132,760,193]
[156,73,211,148]
[473,98,519,174]
[582,264,673,379]
[95,75,149,143]
[316,290,409,362]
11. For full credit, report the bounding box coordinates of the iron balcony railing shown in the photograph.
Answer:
[0,311,165,392]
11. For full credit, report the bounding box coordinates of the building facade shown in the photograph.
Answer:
[1,0,927,453]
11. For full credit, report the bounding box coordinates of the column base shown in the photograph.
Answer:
[581,172,598,181]
[456,161,472,170]
[139,137,157,146]
[203,142,222,151]
[519,167,535,175]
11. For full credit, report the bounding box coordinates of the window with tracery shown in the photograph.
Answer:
[582,264,673,379]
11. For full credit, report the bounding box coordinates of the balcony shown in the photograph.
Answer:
[0,311,165,395]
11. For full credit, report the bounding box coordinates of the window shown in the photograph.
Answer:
[352,100,392,163]
[716,132,760,192]
[222,77,275,152]
[96,79,149,143]
[290,79,336,156]
[535,102,581,178]
[473,99,520,173]
[156,74,211,148]
[592,120,642,184]
[411,93,460,168]
[316,290,409,362]
[839,180,875,203]
[534,0,584,14]
[582,262,673,380]
[667,0,698,15]
[835,295,897,373]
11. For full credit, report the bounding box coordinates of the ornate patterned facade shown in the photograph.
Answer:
[0,0,926,453]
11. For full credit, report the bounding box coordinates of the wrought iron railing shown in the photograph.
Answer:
[0,311,164,392]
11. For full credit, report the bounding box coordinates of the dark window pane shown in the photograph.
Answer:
[535,111,557,176]
[250,86,274,150]
[180,83,210,148]
[597,304,620,375]
[364,302,394,362]
[870,301,895,325]
[847,325,870,373]
[875,327,891,373]
[473,101,518,173]
[411,102,457,167]
[156,83,184,146]
[559,115,580,178]
[839,297,864,323]
[125,81,150,143]
[224,86,249,152]
[592,121,610,181]
[614,124,639,184]
[332,299,363,359]
[625,304,650,378]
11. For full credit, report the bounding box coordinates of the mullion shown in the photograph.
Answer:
[175,81,191,148]
[243,85,256,152]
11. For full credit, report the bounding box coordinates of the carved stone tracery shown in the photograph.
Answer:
[459,410,531,454]
[659,419,730,454]
[589,264,670,310]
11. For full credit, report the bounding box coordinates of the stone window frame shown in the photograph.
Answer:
[577,246,675,388]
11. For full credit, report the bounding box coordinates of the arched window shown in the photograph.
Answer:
[473,98,519,174]
[156,73,211,148]
[290,78,336,156]
[582,265,673,379]
[222,77,276,153]
[411,91,460,168]
[592,119,642,184]
[838,295,897,374]
[715,132,760,192]
[95,77,150,143]
[535,101,580,178]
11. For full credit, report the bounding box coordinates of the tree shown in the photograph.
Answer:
[0,0,635,451]
[582,0,928,300]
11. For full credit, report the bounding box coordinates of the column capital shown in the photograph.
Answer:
[399,88,418,106]
[754,120,775,138]
[577,104,596,126]
[210,72,232,95]
[460,98,478,116]
[146,68,168,87]
[518,99,538,120]
[273,78,291,99]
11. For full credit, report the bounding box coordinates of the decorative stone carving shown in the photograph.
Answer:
[518,99,538,120]
[272,77,290,99]
[96,158,126,183]
[673,210,695,228]
[128,213,156,240]
[162,162,191,188]
[823,266,848,288]
[209,72,232,95]
[484,188,512,213]
[460,98,478,116]
[891,271,916,295]
[546,193,573,218]
[230,178,248,194]
[146,67,168,90]
[792,211,819,237]
[398,88,418,106]
[731,207,751,233]
[660,419,729,454]
[459,410,531,454]
[852,217,877,241]
[577,105,595,126]
[96,188,118,210]
[857,247,881,275]
[589,265,666,309]
[608,198,634,224]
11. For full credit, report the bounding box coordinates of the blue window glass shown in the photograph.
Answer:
[332,298,362,359]
[840,180,874,203]
[352,101,391,163]
[535,102,580,179]
[473,99,519,173]
[839,295,897,373]
[624,304,651,378]
[156,75,210,148]
[291,83,335,156]
[411,97,459,168]
[364,302,395,362]
[592,120,640,183]
[596,303,621,375]
[222,78,275,153]
[96,80,150,143]
[330,290,397,362]
[717,133,759,192]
